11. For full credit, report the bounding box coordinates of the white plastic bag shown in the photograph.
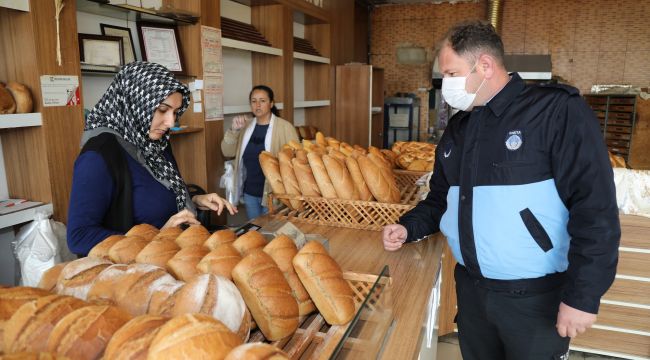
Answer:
[220,160,242,205]
[13,210,74,287]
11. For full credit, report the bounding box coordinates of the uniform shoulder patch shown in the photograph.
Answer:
[538,82,580,96]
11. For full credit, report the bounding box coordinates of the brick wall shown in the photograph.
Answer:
[371,0,650,135]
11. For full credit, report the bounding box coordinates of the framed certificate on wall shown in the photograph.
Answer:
[136,22,185,73]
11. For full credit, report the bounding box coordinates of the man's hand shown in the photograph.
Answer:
[556,302,597,338]
[382,224,408,251]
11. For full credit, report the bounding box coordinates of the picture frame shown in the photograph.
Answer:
[100,23,137,64]
[136,21,185,74]
[78,33,124,67]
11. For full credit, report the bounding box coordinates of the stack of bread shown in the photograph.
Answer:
[260,132,402,206]
[0,223,358,358]
[0,81,34,114]
[391,141,436,171]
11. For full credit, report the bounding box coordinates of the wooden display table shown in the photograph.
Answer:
[253,216,445,359]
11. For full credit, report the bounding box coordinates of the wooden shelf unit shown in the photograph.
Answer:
[0,113,42,129]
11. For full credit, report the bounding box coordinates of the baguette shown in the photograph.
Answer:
[108,235,149,264]
[88,235,126,260]
[148,314,243,360]
[291,157,321,197]
[345,156,374,201]
[367,152,393,180]
[259,151,290,208]
[306,152,337,198]
[232,251,299,341]
[125,223,159,241]
[357,155,401,203]
[314,131,327,147]
[104,315,168,360]
[327,148,347,163]
[278,149,302,210]
[292,241,355,325]
[322,154,359,200]
[197,243,242,280]
[56,257,112,300]
[37,262,69,292]
[175,224,210,248]
[135,239,180,268]
[225,343,289,360]
[204,229,237,250]
[166,245,209,281]
[232,230,267,257]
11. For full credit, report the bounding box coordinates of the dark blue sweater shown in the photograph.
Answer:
[66,149,177,255]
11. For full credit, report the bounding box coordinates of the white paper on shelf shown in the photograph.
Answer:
[192,90,202,102]
[193,102,203,113]
[195,79,204,90]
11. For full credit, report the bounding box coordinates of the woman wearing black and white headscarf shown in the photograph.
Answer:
[67,62,236,256]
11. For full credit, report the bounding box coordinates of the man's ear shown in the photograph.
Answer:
[478,53,497,79]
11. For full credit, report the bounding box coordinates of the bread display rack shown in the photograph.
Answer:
[268,170,428,231]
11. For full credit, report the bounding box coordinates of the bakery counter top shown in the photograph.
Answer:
[253,216,445,359]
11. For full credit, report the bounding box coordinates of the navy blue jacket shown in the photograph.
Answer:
[399,73,620,314]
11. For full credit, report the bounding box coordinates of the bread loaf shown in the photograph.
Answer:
[323,154,359,200]
[204,229,237,250]
[46,305,131,360]
[4,294,87,353]
[104,315,168,360]
[166,245,209,281]
[357,155,401,203]
[88,235,127,260]
[306,152,337,199]
[291,157,321,197]
[6,81,33,113]
[407,159,430,171]
[135,239,180,268]
[325,137,340,149]
[147,281,184,316]
[292,241,355,325]
[0,287,51,354]
[294,149,308,162]
[345,156,374,201]
[197,243,242,279]
[150,226,182,242]
[263,235,315,316]
[175,224,210,248]
[380,149,398,168]
[0,352,65,359]
[111,264,177,316]
[232,251,299,341]
[56,257,112,300]
[126,224,159,241]
[148,313,243,360]
[108,235,149,264]
[278,149,302,210]
[232,230,267,257]
[172,274,250,341]
[86,264,128,305]
[339,143,354,157]
[224,343,289,360]
[327,148,347,163]
[353,144,368,155]
[37,262,69,292]
[259,151,290,208]
[314,131,327,147]
[367,152,393,179]
[287,140,302,150]
[0,83,17,114]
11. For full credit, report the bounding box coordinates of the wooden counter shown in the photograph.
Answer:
[253,216,445,360]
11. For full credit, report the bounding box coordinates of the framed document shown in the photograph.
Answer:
[137,22,185,73]
[78,34,124,66]
[100,24,137,64]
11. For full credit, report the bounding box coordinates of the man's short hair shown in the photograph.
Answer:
[442,20,505,65]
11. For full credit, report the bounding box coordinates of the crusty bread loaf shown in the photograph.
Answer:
[306,152,337,199]
[86,264,128,305]
[37,262,69,292]
[278,148,302,210]
[314,131,327,147]
[291,157,321,197]
[6,81,33,113]
[104,315,167,360]
[108,235,149,264]
[166,245,209,281]
[113,264,178,316]
[0,83,17,114]
[125,224,159,241]
[345,156,374,201]
[357,155,401,203]
[88,235,127,260]
[294,149,308,163]
[353,144,368,155]
[0,352,65,359]
[339,143,354,157]
[46,305,131,360]
[150,226,182,242]
[4,294,87,353]
[407,159,430,171]
[263,235,315,316]
[172,274,250,341]
[232,251,299,341]
[292,241,355,325]
[147,281,184,316]
[232,230,267,257]
[380,149,398,168]
[325,137,340,149]
[322,154,359,200]
[148,313,243,360]
[135,239,180,268]
[327,148,347,163]
[175,224,210,248]
[287,140,302,150]
[197,243,242,280]
[224,343,289,360]
[367,152,393,180]
[204,229,237,250]
[0,287,51,354]
[56,257,112,300]
[259,151,290,208]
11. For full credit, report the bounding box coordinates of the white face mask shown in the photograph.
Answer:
[441,63,486,111]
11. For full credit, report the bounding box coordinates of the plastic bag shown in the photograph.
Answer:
[220,160,242,205]
[13,210,75,287]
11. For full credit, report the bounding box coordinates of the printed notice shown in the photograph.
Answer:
[201,26,223,75]
[204,75,224,121]
[40,75,80,107]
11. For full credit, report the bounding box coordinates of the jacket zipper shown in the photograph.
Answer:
[492,160,531,168]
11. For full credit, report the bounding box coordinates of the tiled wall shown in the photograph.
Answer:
[371,0,650,136]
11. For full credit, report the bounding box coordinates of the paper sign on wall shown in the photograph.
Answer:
[40,75,80,107]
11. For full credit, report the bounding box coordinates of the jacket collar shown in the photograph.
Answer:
[486,72,525,117]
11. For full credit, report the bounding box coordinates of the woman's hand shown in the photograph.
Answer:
[231,115,247,131]
[193,193,238,215]
[162,209,200,229]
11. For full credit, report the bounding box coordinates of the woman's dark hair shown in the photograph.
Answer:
[249,85,280,117]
